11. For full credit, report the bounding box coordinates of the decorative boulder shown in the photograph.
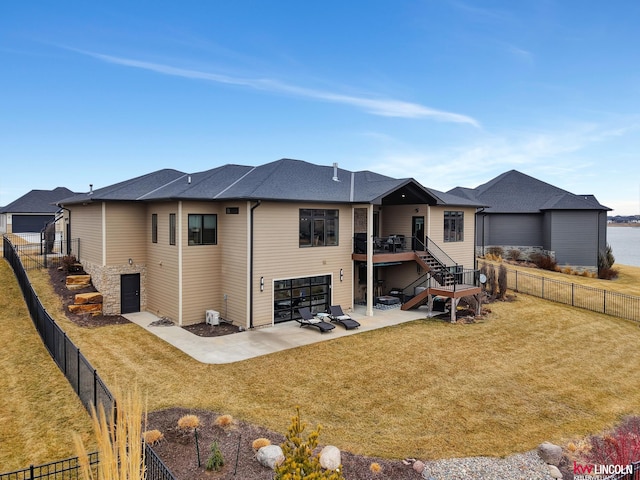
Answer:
[537,442,563,466]
[319,445,341,471]
[413,460,425,473]
[256,445,284,469]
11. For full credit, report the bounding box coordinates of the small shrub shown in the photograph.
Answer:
[274,407,345,480]
[585,416,640,466]
[214,414,234,429]
[61,255,78,273]
[206,441,224,472]
[252,438,271,450]
[487,246,504,258]
[177,414,200,430]
[507,249,522,261]
[369,462,382,474]
[531,253,557,271]
[143,429,164,445]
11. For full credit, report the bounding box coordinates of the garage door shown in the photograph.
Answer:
[274,275,331,323]
[12,215,53,233]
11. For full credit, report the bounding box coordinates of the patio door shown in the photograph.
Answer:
[412,216,425,250]
[273,275,331,323]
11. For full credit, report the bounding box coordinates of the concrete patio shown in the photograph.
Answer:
[124,305,434,364]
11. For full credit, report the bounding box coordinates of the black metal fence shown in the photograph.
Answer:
[602,461,640,480]
[0,453,99,480]
[3,233,80,270]
[480,263,640,323]
[2,236,176,480]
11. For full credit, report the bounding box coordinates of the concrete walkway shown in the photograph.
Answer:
[124,305,432,364]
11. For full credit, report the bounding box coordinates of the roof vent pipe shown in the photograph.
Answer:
[188,175,192,184]
[89,184,93,195]
[332,162,339,182]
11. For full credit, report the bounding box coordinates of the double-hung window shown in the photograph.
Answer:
[188,214,217,245]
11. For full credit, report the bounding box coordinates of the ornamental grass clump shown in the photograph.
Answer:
[274,406,345,480]
[177,414,202,467]
[214,414,234,429]
[369,462,382,474]
[74,385,146,480]
[252,438,271,450]
[143,429,164,446]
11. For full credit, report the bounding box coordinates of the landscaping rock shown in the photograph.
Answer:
[537,441,563,466]
[413,460,425,473]
[256,444,284,469]
[548,464,563,478]
[319,445,341,470]
[73,292,103,304]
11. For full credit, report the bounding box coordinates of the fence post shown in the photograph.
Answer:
[603,290,607,315]
[572,284,575,306]
[77,348,81,395]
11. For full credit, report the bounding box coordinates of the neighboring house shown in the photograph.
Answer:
[448,170,610,271]
[57,159,482,328]
[0,187,74,236]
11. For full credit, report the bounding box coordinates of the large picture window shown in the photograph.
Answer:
[444,211,464,242]
[188,214,217,245]
[299,209,338,247]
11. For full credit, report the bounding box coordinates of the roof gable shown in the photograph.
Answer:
[1,187,75,213]
[449,170,610,213]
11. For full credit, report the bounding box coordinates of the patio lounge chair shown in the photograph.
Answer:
[328,305,360,330]
[297,307,335,333]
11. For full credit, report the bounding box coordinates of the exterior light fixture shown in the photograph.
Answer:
[128,258,133,265]
[340,268,344,282]
[260,277,264,291]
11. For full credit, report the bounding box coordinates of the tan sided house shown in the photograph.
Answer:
[56,159,483,328]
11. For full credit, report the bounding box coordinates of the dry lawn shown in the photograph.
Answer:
[0,262,95,471]
[3,260,640,469]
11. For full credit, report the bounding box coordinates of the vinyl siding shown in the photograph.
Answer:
[486,213,543,246]
[69,202,103,265]
[180,202,223,326]
[251,202,354,328]
[104,202,147,265]
[145,203,180,322]
[429,206,476,268]
[548,210,600,267]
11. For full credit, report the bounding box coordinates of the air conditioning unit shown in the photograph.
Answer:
[205,310,220,326]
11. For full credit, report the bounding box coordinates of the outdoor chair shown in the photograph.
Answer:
[296,307,335,333]
[328,305,361,330]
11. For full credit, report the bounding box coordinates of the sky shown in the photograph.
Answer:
[1,1,639,215]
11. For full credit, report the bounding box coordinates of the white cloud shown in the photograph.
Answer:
[72,49,480,127]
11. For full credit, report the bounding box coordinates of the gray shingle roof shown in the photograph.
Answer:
[58,159,481,207]
[1,187,75,213]
[448,170,610,213]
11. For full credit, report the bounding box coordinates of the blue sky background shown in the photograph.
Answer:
[1,1,639,214]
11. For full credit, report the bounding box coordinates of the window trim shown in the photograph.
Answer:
[444,210,464,242]
[188,213,217,245]
[299,209,339,247]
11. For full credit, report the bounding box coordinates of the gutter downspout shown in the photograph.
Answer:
[249,200,262,329]
[59,206,72,255]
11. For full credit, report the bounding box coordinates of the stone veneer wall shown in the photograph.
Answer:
[81,260,147,315]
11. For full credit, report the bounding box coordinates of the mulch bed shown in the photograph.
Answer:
[48,265,421,479]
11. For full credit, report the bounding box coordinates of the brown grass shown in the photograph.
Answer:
[3,260,640,468]
[0,262,94,470]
